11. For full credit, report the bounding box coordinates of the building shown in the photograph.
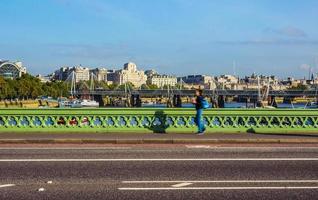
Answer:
[179,75,215,89]
[35,74,53,83]
[53,67,69,81]
[145,69,158,77]
[0,60,27,79]
[216,75,239,89]
[240,74,280,90]
[148,75,177,88]
[180,75,214,85]
[73,66,90,82]
[108,62,147,87]
[90,68,107,82]
[54,66,90,82]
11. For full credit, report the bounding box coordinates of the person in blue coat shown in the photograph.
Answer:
[192,89,206,135]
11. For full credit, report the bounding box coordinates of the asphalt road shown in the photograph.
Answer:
[0,145,318,200]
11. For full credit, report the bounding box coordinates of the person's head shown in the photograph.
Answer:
[195,89,203,96]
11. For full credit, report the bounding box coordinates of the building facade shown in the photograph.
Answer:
[73,66,90,82]
[35,74,53,83]
[179,75,215,89]
[54,66,90,82]
[181,75,214,85]
[148,75,177,88]
[108,63,147,87]
[90,68,107,82]
[0,60,27,79]
[216,75,239,89]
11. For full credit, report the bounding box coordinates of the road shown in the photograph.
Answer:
[0,144,318,200]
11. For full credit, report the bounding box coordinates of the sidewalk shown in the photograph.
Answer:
[0,132,318,144]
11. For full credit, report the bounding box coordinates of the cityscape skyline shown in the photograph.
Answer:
[1,58,318,80]
[1,0,318,78]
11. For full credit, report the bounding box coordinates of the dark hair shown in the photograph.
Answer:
[196,89,203,95]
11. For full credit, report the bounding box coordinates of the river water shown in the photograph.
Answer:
[142,102,310,109]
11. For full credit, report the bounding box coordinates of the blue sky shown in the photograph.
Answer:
[0,0,318,78]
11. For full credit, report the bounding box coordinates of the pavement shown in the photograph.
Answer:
[0,144,318,199]
[0,132,318,144]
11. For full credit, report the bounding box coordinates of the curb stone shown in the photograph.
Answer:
[1,138,318,144]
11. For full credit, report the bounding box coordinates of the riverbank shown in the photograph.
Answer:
[0,100,58,108]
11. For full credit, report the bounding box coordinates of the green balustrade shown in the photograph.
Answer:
[0,108,317,133]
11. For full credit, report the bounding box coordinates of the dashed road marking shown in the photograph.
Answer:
[120,180,318,190]
[0,184,15,188]
[171,182,193,187]
[186,145,212,149]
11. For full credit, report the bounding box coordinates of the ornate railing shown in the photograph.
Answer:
[0,108,318,133]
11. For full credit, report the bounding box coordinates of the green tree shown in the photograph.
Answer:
[147,84,159,90]
[118,82,134,91]
[288,84,309,90]
[141,84,149,90]
[108,84,118,90]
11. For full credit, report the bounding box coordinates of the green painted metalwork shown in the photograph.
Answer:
[0,108,318,133]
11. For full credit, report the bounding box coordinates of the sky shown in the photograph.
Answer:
[0,0,318,78]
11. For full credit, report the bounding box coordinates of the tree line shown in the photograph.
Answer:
[0,74,183,100]
[0,74,69,100]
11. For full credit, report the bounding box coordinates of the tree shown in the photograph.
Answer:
[108,84,118,90]
[118,82,134,91]
[288,84,308,90]
[0,76,7,99]
[147,84,159,90]
[141,84,149,90]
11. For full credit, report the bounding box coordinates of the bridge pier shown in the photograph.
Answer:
[130,94,142,107]
[94,95,104,107]
[268,96,278,108]
[173,95,182,108]
[217,95,225,108]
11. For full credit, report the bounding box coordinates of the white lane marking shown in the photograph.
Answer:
[186,145,212,149]
[0,184,15,188]
[172,183,193,187]
[123,180,318,183]
[118,186,318,191]
[0,158,318,162]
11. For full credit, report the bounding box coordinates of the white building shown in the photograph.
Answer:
[217,75,238,84]
[36,74,52,83]
[73,66,90,82]
[109,62,147,87]
[53,66,90,82]
[90,68,108,82]
[0,60,27,79]
[148,75,177,88]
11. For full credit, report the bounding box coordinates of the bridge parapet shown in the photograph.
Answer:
[0,108,317,133]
